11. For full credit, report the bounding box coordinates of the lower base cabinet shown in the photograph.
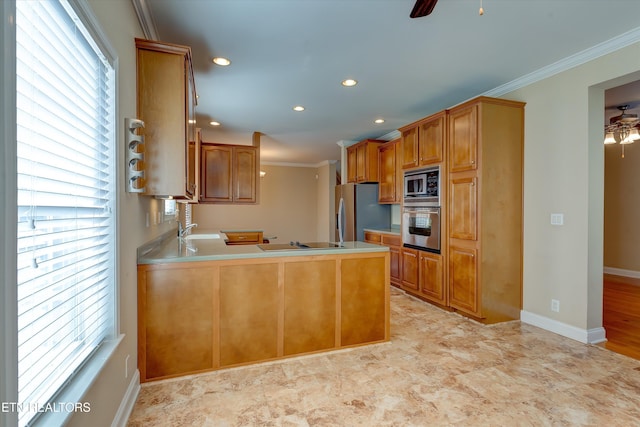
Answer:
[138,252,389,382]
[364,231,402,287]
[401,247,446,306]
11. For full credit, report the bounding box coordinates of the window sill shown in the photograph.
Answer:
[31,334,124,427]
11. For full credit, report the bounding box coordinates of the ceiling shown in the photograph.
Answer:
[141,0,640,164]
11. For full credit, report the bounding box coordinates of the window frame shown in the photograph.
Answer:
[2,1,122,426]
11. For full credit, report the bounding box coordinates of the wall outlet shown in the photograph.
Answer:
[551,299,560,312]
[550,213,564,226]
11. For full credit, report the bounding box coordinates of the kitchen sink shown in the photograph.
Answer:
[183,233,222,240]
[258,241,344,251]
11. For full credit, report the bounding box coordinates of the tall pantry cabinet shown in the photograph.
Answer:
[447,97,524,324]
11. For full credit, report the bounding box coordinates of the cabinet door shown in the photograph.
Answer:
[356,143,367,182]
[185,71,198,199]
[234,146,257,203]
[200,144,233,202]
[449,175,478,241]
[378,143,397,203]
[401,127,419,169]
[388,245,402,287]
[347,145,357,183]
[401,247,419,291]
[219,264,279,366]
[141,267,214,380]
[341,257,387,346]
[418,115,444,165]
[419,251,444,305]
[284,260,336,356]
[449,104,478,173]
[449,245,479,316]
[187,128,200,202]
[137,44,189,197]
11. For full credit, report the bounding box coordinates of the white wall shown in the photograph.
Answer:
[505,40,640,341]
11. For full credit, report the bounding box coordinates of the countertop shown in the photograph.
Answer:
[138,229,388,265]
[363,227,401,235]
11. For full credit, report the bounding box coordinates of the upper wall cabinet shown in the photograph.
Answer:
[200,142,259,204]
[347,139,385,183]
[399,111,446,169]
[377,138,402,204]
[136,38,198,200]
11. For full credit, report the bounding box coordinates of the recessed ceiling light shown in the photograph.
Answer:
[212,57,231,66]
[209,121,220,126]
[293,105,305,112]
[341,79,357,87]
[374,118,385,124]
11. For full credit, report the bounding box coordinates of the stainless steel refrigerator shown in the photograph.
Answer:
[335,183,391,243]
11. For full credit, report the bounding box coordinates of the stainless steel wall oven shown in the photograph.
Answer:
[402,166,441,253]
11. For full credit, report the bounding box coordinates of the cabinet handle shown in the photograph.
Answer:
[471,160,475,164]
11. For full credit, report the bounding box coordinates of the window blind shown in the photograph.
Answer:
[15,1,115,425]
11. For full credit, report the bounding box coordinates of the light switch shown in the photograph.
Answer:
[550,213,564,226]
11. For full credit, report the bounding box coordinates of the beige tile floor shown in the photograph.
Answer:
[127,288,640,426]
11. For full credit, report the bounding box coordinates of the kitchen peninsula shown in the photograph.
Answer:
[137,230,390,382]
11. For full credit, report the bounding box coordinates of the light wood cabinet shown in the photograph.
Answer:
[400,111,445,169]
[137,251,389,382]
[138,266,215,380]
[419,251,445,306]
[449,104,478,173]
[401,247,419,291]
[378,138,402,204]
[401,247,446,306]
[448,245,478,315]
[382,234,402,288]
[200,143,258,204]
[219,264,279,366]
[346,139,384,183]
[449,175,478,240]
[447,96,524,323]
[136,38,198,200]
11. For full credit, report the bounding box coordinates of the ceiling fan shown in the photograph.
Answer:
[410,0,485,18]
[410,0,438,18]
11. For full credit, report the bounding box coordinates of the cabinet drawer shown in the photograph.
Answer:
[381,233,401,247]
[364,231,382,244]
[224,232,263,245]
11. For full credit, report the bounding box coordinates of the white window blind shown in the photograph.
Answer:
[15,1,115,425]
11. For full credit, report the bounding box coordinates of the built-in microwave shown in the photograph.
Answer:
[403,165,440,206]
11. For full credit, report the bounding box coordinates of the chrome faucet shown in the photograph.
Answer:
[178,222,198,238]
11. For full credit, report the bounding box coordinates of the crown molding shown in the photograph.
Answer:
[377,130,401,141]
[485,26,640,98]
[261,160,337,168]
[131,0,158,40]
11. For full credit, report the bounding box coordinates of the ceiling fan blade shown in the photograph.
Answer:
[410,0,438,18]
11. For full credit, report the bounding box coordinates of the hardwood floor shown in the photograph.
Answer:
[603,274,640,360]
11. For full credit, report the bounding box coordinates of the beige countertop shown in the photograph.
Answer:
[138,229,388,265]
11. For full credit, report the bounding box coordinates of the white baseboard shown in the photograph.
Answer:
[111,369,140,427]
[603,267,640,279]
[520,310,606,344]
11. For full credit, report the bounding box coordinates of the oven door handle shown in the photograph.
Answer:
[403,208,440,215]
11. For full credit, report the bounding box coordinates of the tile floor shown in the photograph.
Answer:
[127,288,640,426]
